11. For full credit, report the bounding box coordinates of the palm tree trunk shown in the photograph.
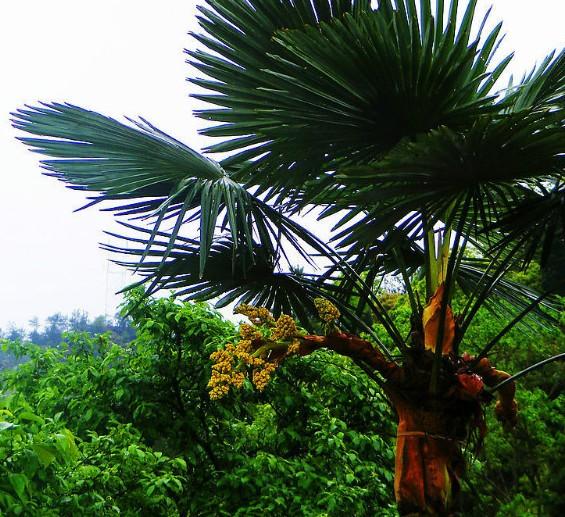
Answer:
[389,392,466,516]
[298,333,464,514]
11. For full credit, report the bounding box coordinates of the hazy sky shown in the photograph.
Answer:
[1,0,564,330]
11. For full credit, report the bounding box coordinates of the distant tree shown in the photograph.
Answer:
[87,315,110,336]
[28,317,41,344]
[69,309,89,333]
[110,313,137,345]
[43,313,68,346]
[0,311,136,369]
[5,325,25,343]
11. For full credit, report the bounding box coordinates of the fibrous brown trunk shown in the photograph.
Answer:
[390,394,466,516]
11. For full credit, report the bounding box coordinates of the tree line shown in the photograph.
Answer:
[0,312,135,370]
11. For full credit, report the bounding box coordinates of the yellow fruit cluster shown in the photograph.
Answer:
[271,314,298,341]
[208,381,230,400]
[210,346,234,373]
[314,298,340,322]
[230,371,246,389]
[234,304,275,325]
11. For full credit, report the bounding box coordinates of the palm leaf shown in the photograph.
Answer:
[12,103,318,276]
[327,110,563,250]
[103,223,391,349]
[329,230,560,332]
[503,49,565,111]
[485,181,565,269]
[190,0,511,193]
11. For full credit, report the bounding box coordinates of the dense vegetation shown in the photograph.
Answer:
[1,282,562,516]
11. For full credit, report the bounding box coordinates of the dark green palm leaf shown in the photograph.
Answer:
[503,49,565,111]
[330,231,559,331]
[103,223,390,348]
[190,0,511,193]
[328,110,563,249]
[457,258,561,337]
[12,1,565,365]
[485,181,565,269]
[12,103,319,276]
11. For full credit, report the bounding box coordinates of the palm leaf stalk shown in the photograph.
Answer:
[13,1,564,515]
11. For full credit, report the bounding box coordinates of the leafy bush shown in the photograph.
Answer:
[0,393,187,516]
[1,292,397,515]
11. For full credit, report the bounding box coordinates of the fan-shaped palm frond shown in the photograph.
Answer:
[103,222,391,349]
[325,109,563,249]
[486,180,565,270]
[11,103,321,276]
[190,0,511,195]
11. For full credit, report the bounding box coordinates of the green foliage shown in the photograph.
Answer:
[216,353,397,516]
[0,282,562,515]
[0,392,187,516]
[0,291,397,515]
[462,304,564,516]
[463,388,565,516]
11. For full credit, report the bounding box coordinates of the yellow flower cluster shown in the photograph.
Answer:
[314,298,340,323]
[208,331,272,399]
[239,323,262,341]
[231,371,246,389]
[210,346,234,373]
[234,304,275,325]
[271,314,298,341]
[208,380,230,400]
[209,306,306,399]
[208,345,237,400]
[287,338,301,355]
[233,343,265,367]
[252,362,277,391]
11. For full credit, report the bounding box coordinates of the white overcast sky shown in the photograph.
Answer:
[0,0,564,330]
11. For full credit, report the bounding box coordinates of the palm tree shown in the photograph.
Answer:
[13,1,564,514]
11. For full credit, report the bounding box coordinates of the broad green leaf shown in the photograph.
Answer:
[32,444,57,468]
[17,412,45,425]
[0,421,18,432]
[55,429,79,462]
[8,473,29,502]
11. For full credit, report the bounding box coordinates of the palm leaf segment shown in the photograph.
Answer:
[103,223,379,336]
[12,103,362,332]
[331,109,563,250]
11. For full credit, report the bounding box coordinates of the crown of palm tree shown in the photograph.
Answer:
[12,0,564,355]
